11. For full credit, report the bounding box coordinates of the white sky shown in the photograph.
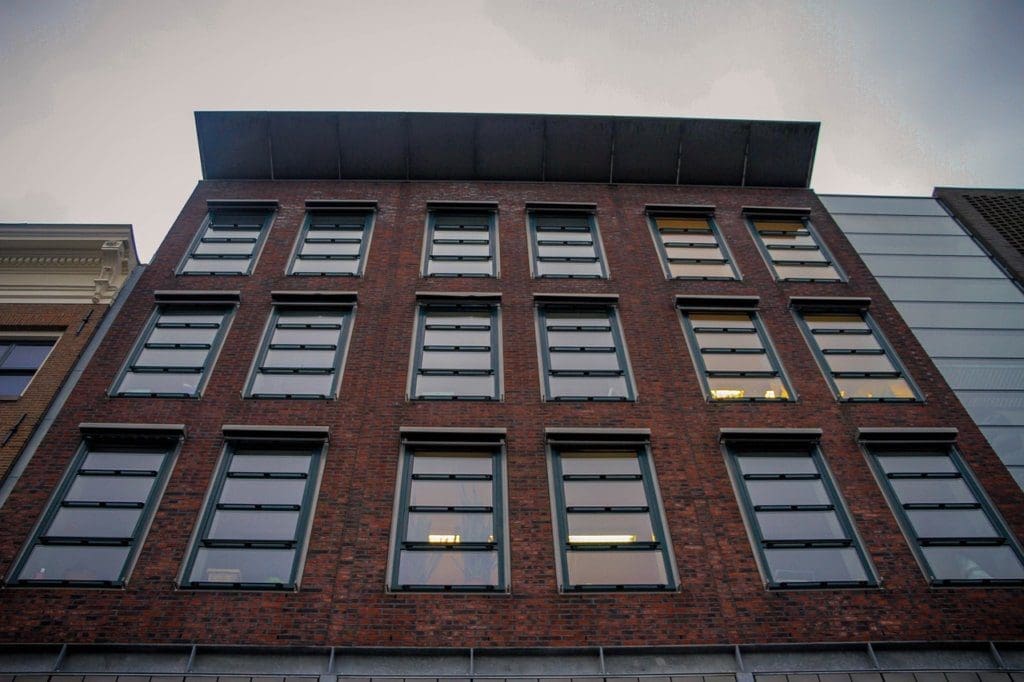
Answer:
[1,0,1022,261]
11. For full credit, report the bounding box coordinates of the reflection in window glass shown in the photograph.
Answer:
[424,210,497,277]
[748,216,843,282]
[538,305,635,401]
[289,210,373,276]
[649,214,738,280]
[179,208,273,275]
[0,339,56,398]
[529,211,606,278]
[411,302,500,400]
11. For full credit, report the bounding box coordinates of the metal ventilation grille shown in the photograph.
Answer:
[964,192,1024,259]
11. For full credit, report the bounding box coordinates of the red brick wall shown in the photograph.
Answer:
[0,180,1021,646]
[0,302,107,480]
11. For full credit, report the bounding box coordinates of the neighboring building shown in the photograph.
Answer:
[0,113,1021,682]
[0,224,139,486]
[821,194,1024,489]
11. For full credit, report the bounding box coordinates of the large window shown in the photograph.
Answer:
[723,433,876,588]
[648,210,739,280]
[181,429,325,589]
[409,298,500,400]
[863,433,1024,585]
[746,211,844,282]
[111,294,236,398]
[389,431,506,591]
[536,300,635,401]
[528,209,607,278]
[245,295,355,399]
[677,298,792,401]
[423,208,497,277]
[0,339,56,398]
[549,436,675,591]
[794,300,919,401]
[288,206,373,276]
[8,425,181,587]
[178,203,275,276]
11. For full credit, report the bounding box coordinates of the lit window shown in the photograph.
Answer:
[863,435,1024,585]
[289,207,373,276]
[724,433,876,588]
[424,208,497,277]
[678,300,792,401]
[8,425,182,587]
[246,296,355,399]
[528,209,607,278]
[747,212,844,282]
[410,298,500,400]
[549,439,675,591]
[179,204,275,275]
[0,339,56,398]
[794,301,919,401]
[390,432,506,591]
[648,211,738,280]
[112,294,236,398]
[181,430,325,589]
[537,300,635,401]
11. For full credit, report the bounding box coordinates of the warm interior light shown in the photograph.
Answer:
[711,389,745,399]
[428,534,461,544]
[568,534,638,544]
[763,390,776,399]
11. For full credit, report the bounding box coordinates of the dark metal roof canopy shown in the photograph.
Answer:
[195,111,819,188]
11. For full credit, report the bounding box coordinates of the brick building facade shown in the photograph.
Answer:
[0,113,1020,681]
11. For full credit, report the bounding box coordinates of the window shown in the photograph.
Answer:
[746,211,844,282]
[389,431,506,591]
[8,425,181,587]
[245,294,355,399]
[677,298,792,401]
[409,297,500,400]
[0,339,56,398]
[181,428,325,589]
[288,206,373,276]
[723,432,876,588]
[794,299,919,401]
[111,293,237,398]
[178,203,275,276]
[863,433,1024,585]
[423,208,497,277]
[536,299,635,401]
[549,435,675,591]
[528,209,607,278]
[648,210,738,280]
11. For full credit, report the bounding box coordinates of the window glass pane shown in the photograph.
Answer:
[863,254,1005,278]
[414,374,495,398]
[922,546,1024,581]
[17,545,130,583]
[563,480,646,507]
[736,456,818,475]
[410,479,492,507]
[567,512,655,543]
[760,233,818,248]
[424,311,491,326]
[300,240,362,256]
[3,344,53,369]
[707,376,789,400]
[536,260,604,277]
[824,353,898,374]
[220,478,306,505]
[271,328,342,346]
[547,330,614,347]
[48,507,141,538]
[756,511,846,540]
[135,348,209,368]
[804,314,867,330]
[549,375,629,399]
[427,259,494,276]
[262,349,336,369]
[770,248,829,264]
[549,350,621,372]
[665,246,724,260]
[695,331,763,350]
[0,375,33,395]
[546,310,612,325]
[181,259,249,274]
[537,244,596,258]
[193,240,255,256]
[83,452,167,471]
[117,372,202,396]
[420,350,492,371]
[422,328,491,346]
[566,550,666,586]
[669,262,736,278]
[745,479,829,507]
[812,333,880,351]
[702,352,773,373]
[230,453,311,473]
[889,478,975,504]
[66,475,154,503]
[406,511,494,543]
[906,509,997,538]
[774,264,842,280]
[561,455,640,476]
[431,241,489,257]
[397,549,498,586]
[535,215,589,227]
[251,373,333,397]
[764,547,868,583]
[188,547,296,585]
[662,231,716,244]
[835,377,915,399]
[656,217,708,230]
[875,456,956,474]
[208,510,300,541]
[294,259,360,275]
[146,325,218,346]
[412,455,492,475]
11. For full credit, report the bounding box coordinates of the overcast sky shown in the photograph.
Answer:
[1,0,1022,261]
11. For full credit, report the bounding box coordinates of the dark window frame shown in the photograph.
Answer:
[527,209,608,279]
[536,301,635,402]
[746,212,846,283]
[389,435,508,592]
[864,439,1024,586]
[677,303,794,402]
[6,428,182,588]
[409,300,501,401]
[793,302,922,403]
[111,302,235,398]
[723,436,877,590]
[548,439,676,592]
[647,210,740,281]
[177,205,275,276]
[0,338,57,399]
[244,303,355,399]
[423,208,498,278]
[179,436,325,591]
[288,208,374,277]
